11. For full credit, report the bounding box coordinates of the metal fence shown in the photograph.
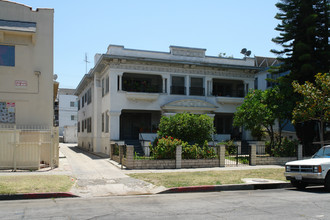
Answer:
[0,125,59,170]
[225,144,250,167]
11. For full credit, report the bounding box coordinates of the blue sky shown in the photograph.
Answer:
[16,0,281,89]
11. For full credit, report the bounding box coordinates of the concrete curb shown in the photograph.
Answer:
[0,192,79,200]
[158,182,292,194]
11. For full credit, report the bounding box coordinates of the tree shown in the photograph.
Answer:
[157,113,215,145]
[233,87,292,148]
[271,0,329,150]
[271,0,329,83]
[292,73,330,147]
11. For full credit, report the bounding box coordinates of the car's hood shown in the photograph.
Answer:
[286,158,330,166]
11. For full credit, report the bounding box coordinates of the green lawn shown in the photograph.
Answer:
[0,175,75,195]
[128,168,286,188]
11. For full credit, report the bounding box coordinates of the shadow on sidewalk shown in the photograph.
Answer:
[68,146,109,160]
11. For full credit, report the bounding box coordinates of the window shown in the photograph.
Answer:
[171,76,185,95]
[82,120,84,132]
[190,77,204,96]
[102,113,104,132]
[254,77,258,90]
[0,45,15,67]
[70,101,75,107]
[87,117,92,133]
[71,115,75,121]
[105,113,109,133]
[81,96,84,108]
[87,88,92,105]
[78,100,80,110]
[105,76,109,94]
[78,122,80,132]
[102,78,105,97]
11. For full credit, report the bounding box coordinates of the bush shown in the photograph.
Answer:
[219,140,237,155]
[150,136,181,159]
[157,113,215,145]
[267,138,299,157]
[182,141,217,159]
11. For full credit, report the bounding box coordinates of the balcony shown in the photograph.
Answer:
[171,86,186,95]
[189,87,205,96]
[122,73,162,93]
[212,89,245,98]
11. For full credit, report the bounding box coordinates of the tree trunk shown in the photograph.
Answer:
[319,120,324,148]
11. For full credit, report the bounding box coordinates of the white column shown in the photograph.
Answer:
[109,111,121,140]
[162,77,166,93]
[185,76,189,96]
[118,75,122,91]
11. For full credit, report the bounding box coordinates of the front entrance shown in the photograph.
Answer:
[120,110,161,140]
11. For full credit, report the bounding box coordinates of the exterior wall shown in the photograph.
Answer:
[63,125,77,143]
[0,1,54,127]
[76,45,259,154]
[58,89,77,136]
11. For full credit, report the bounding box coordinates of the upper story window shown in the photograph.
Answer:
[122,73,162,93]
[70,101,75,107]
[190,77,204,96]
[102,76,110,97]
[87,88,92,104]
[0,45,15,67]
[78,100,80,110]
[171,76,185,95]
[212,79,245,98]
[81,96,84,108]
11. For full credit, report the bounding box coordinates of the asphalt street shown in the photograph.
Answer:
[1,188,329,219]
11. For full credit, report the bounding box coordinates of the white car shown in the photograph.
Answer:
[284,145,330,190]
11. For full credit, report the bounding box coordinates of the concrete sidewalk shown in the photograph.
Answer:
[0,143,291,200]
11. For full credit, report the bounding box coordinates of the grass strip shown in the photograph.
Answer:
[128,168,286,188]
[0,175,75,195]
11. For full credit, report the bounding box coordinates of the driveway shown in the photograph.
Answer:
[58,143,165,198]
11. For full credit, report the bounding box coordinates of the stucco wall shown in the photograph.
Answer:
[0,1,54,127]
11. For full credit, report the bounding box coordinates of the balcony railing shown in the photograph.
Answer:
[189,87,205,96]
[212,89,245,98]
[171,86,186,95]
[122,83,162,93]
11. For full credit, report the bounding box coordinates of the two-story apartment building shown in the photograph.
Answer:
[58,88,78,135]
[75,45,260,154]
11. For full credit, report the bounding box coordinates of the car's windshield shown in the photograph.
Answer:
[312,146,330,158]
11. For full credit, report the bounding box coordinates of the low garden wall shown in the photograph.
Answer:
[256,156,297,166]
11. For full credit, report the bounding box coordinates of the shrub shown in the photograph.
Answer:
[219,140,237,155]
[150,136,181,159]
[182,141,217,159]
[267,138,299,157]
[157,113,215,145]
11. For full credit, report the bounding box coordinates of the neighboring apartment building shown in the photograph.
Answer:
[75,45,260,154]
[0,1,58,169]
[58,88,77,136]
[254,56,296,139]
[0,1,54,127]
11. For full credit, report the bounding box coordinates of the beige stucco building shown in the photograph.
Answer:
[0,0,54,127]
[0,1,58,170]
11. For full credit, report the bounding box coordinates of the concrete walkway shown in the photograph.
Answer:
[0,143,288,199]
[59,143,166,197]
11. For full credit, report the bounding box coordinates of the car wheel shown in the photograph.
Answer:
[324,174,330,191]
[291,180,307,190]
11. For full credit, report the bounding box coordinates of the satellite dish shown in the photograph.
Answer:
[53,74,58,80]
[246,50,251,56]
[240,48,247,54]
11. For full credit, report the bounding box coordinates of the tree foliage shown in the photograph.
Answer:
[271,0,329,83]
[233,87,292,148]
[292,73,330,146]
[157,113,215,145]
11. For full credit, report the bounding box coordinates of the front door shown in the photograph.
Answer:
[120,112,151,140]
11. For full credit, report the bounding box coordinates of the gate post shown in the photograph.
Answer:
[250,144,256,166]
[297,144,303,160]
[219,145,225,167]
[176,145,182,169]
[126,145,134,169]
[119,144,124,164]
[109,143,114,159]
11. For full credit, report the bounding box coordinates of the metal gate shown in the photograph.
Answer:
[225,143,250,167]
